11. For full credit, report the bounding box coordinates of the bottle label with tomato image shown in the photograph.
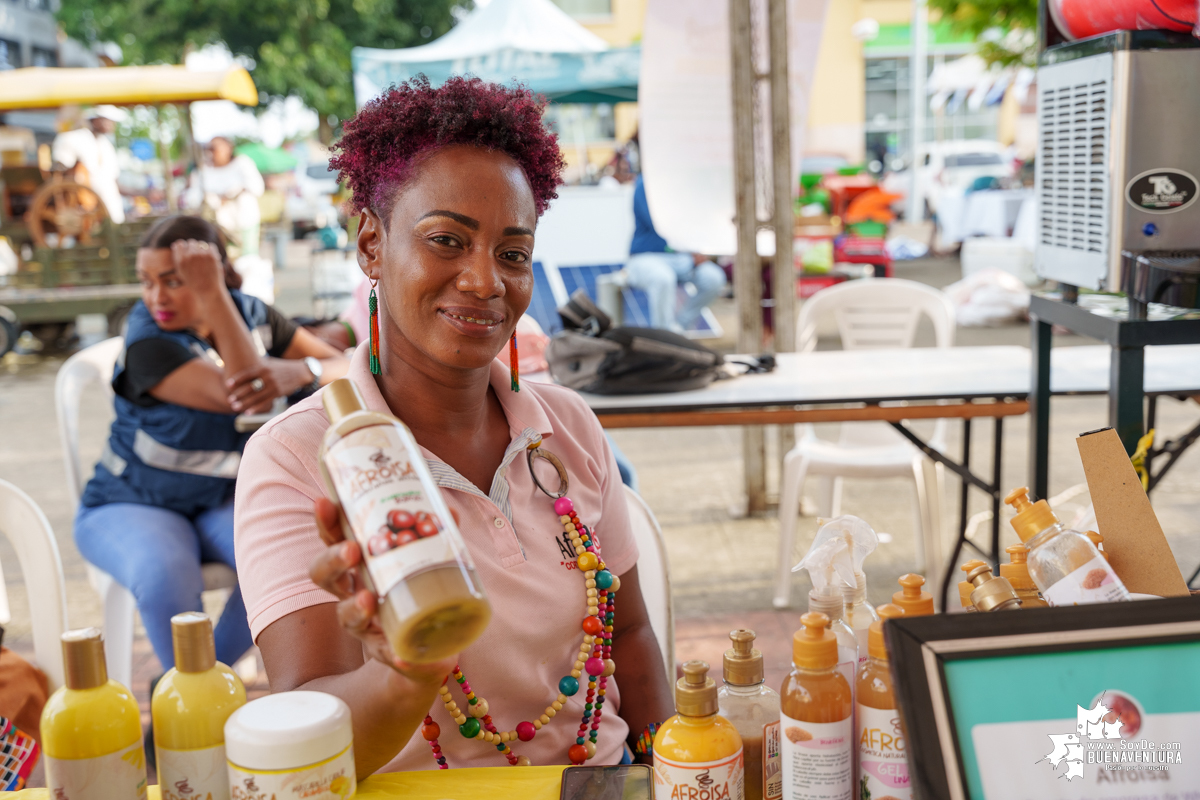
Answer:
[324,425,457,597]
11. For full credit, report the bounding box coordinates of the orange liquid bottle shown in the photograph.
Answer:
[957,560,986,612]
[779,612,854,800]
[856,604,910,800]
[891,574,933,616]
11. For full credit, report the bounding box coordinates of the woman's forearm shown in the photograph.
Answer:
[298,659,442,779]
[613,619,674,762]
[203,291,263,380]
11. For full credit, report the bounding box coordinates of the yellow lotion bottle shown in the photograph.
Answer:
[152,612,246,800]
[957,560,986,612]
[892,573,934,616]
[856,604,910,800]
[41,628,148,799]
[779,612,853,800]
[654,660,745,800]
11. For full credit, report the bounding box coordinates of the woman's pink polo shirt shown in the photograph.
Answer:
[234,346,639,771]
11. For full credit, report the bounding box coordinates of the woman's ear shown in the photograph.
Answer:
[357,208,384,282]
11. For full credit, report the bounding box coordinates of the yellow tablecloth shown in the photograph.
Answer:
[8,765,568,798]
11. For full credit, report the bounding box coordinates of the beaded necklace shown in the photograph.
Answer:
[420,445,620,768]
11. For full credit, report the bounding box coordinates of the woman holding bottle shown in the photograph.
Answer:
[75,215,348,676]
[234,76,674,778]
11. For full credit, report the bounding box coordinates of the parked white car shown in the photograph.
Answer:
[883,140,1016,217]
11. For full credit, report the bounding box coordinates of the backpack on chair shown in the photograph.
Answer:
[546,290,724,394]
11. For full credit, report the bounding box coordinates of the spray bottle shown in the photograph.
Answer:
[794,516,881,674]
[796,536,859,690]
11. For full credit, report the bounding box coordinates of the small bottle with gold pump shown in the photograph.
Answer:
[957,560,986,612]
[719,630,782,800]
[1005,487,1130,606]
[856,604,911,800]
[654,660,745,800]
[319,378,491,663]
[892,573,934,616]
[152,612,247,799]
[779,612,854,800]
[1001,545,1048,608]
[40,628,148,799]
[964,564,1022,612]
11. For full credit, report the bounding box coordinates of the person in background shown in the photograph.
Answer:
[187,136,265,255]
[52,106,126,224]
[73,215,349,678]
[623,174,726,332]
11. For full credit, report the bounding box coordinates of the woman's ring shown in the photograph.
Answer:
[250,378,265,392]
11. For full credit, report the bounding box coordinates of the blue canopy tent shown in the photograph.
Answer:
[351,0,639,106]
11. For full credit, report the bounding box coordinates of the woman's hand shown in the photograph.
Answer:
[226,358,313,413]
[171,239,226,299]
[309,498,457,682]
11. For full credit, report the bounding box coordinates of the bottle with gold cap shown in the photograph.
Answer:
[964,564,1022,612]
[1001,545,1048,608]
[40,628,148,798]
[654,660,745,800]
[892,573,934,616]
[319,377,491,663]
[152,612,246,799]
[1004,487,1130,606]
[957,560,987,612]
[718,630,781,800]
[856,604,911,800]
[779,612,853,800]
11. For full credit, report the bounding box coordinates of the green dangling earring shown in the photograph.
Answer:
[368,279,381,375]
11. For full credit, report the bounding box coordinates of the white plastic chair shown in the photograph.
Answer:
[774,279,954,608]
[623,486,675,687]
[0,480,69,690]
[55,337,238,687]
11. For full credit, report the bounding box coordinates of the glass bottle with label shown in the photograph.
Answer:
[957,560,986,612]
[719,630,782,800]
[891,573,934,616]
[964,564,1022,612]
[1004,487,1130,606]
[654,660,745,800]
[40,628,148,799]
[856,604,910,800]
[779,612,854,800]
[152,612,246,800]
[1000,545,1048,608]
[319,378,492,663]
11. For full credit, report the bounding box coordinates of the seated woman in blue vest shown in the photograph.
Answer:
[75,215,350,673]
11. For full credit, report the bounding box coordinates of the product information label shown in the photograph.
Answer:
[654,748,745,800]
[763,721,782,800]
[1042,557,1129,607]
[856,704,910,800]
[157,744,227,800]
[229,743,356,800]
[46,740,148,800]
[326,426,455,596]
[780,712,852,799]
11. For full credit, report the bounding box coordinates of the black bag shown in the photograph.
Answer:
[546,290,724,394]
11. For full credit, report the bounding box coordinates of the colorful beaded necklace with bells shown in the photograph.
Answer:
[420,443,620,768]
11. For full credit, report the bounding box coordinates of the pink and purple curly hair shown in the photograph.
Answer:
[331,75,565,219]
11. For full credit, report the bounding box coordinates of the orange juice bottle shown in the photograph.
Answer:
[779,612,853,800]
[856,604,910,800]
[892,574,934,616]
[1001,545,1048,608]
[654,661,745,800]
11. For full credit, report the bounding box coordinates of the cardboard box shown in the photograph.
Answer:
[1076,427,1190,597]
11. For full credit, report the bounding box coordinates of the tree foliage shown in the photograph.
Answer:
[56,0,465,126]
[927,0,1039,66]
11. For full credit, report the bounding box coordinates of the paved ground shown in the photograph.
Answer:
[2,245,1199,780]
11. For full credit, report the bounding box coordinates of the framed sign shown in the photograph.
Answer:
[887,596,1200,800]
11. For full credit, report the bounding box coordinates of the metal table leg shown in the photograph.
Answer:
[1029,316,1052,500]
[1110,345,1146,455]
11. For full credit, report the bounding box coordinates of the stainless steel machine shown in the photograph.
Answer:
[1036,30,1200,312]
